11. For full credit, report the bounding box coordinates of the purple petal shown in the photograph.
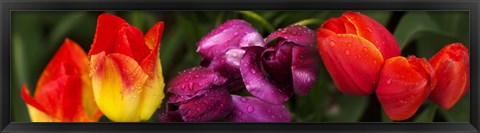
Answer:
[240,46,291,105]
[197,19,265,60]
[262,43,294,89]
[208,48,245,80]
[225,95,291,122]
[291,46,320,96]
[178,87,233,122]
[266,25,316,47]
[167,67,227,97]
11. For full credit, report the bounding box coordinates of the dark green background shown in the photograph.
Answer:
[11,11,470,122]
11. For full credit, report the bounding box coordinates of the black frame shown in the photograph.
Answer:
[1,0,479,132]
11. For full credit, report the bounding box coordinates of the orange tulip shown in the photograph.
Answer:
[20,38,102,122]
[376,55,436,121]
[429,43,469,109]
[88,13,165,122]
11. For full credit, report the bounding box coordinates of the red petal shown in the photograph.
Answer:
[429,43,469,109]
[376,56,435,121]
[88,13,127,57]
[37,38,89,92]
[141,22,164,77]
[342,11,400,59]
[317,29,384,95]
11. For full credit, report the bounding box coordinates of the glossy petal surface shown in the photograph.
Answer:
[429,43,469,109]
[376,56,435,121]
[197,19,265,60]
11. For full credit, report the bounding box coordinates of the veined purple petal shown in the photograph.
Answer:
[240,46,290,105]
[291,46,320,96]
[225,95,291,122]
[178,87,233,122]
[266,25,316,47]
[197,19,265,60]
[167,66,227,97]
[262,43,294,95]
[208,48,245,80]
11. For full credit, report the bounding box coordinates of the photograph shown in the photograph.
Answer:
[11,10,470,122]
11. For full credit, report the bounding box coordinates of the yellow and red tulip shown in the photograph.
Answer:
[429,43,469,110]
[20,39,102,122]
[376,55,436,121]
[316,11,401,96]
[88,13,165,122]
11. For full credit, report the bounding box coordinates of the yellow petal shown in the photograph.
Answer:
[91,52,148,122]
[139,58,165,120]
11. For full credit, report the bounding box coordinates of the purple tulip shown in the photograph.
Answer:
[240,25,319,104]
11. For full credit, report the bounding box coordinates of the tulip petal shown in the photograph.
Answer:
[207,48,245,80]
[240,46,291,105]
[88,13,127,57]
[137,22,166,120]
[376,56,435,121]
[225,95,290,122]
[91,52,149,122]
[342,11,400,59]
[266,25,316,47]
[167,67,227,97]
[317,29,384,95]
[197,19,265,60]
[429,43,469,109]
[261,44,295,96]
[144,22,164,50]
[291,46,320,96]
[177,88,233,122]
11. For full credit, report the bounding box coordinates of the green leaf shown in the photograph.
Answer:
[324,95,369,122]
[414,104,438,122]
[293,18,324,26]
[394,11,468,50]
[48,12,87,46]
[238,11,274,32]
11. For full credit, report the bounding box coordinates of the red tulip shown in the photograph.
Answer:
[20,39,102,122]
[376,55,436,121]
[317,11,400,95]
[429,43,469,110]
[88,13,165,122]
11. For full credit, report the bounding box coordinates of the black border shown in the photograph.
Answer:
[1,0,479,133]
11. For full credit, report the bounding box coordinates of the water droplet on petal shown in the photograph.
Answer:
[241,97,248,102]
[386,79,391,84]
[345,49,350,55]
[330,40,336,47]
[247,105,254,112]
[347,42,352,47]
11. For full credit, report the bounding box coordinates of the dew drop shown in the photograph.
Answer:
[241,97,248,102]
[386,79,391,84]
[247,105,254,112]
[345,49,350,55]
[330,40,336,47]
[362,47,368,52]
[347,42,352,47]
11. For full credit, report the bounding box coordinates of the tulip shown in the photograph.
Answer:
[20,39,102,122]
[429,43,469,110]
[317,11,400,95]
[88,13,165,122]
[240,25,319,104]
[376,55,436,121]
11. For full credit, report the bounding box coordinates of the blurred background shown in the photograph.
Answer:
[11,11,469,122]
